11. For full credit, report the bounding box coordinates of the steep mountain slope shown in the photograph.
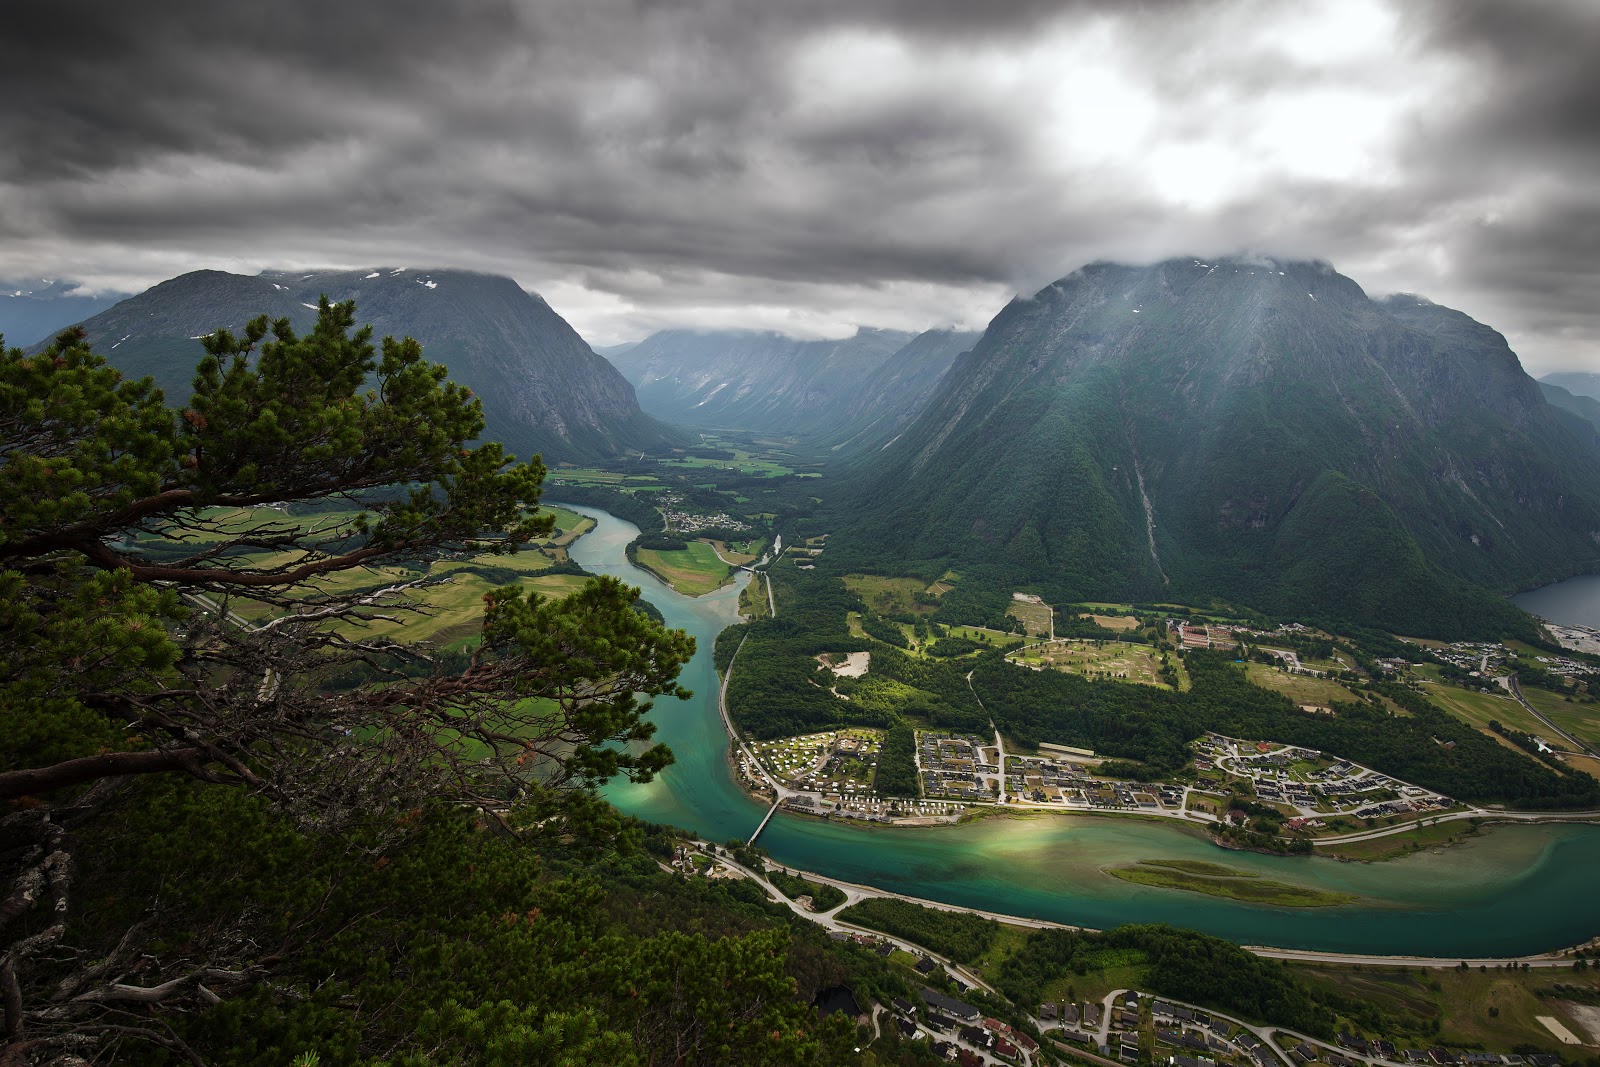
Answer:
[40,268,684,463]
[610,327,917,435]
[1541,371,1600,402]
[824,328,981,451]
[830,259,1600,637]
[1533,383,1600,462]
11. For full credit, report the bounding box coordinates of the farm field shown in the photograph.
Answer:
[1418,677,1546,737]
[635,541,734,596]
[1008,639,1181,689]
[547,467,665,491]
[1243,663,1362,708]
[543,506,595,546]
[1522,687,1600,750]
[947,625,1020,646]
[1006,597,1053,637]
[655,450,803,478]
[1089,614,1140,631]
[1289,962,1600,1054]
[341,567,591,646]
[842,574,939,616]
[163,499,588,642]
[710,538,763,566]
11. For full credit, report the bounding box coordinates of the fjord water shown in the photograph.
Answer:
[567,505,1600,956]
[1514,573,1600,629]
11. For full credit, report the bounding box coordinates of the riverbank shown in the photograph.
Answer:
[565,504,1600,959]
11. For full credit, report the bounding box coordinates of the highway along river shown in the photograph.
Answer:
[565,505,1600,957]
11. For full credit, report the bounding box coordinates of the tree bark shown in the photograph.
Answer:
[0,749,212,801]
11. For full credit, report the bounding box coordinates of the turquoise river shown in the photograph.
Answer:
[564,505,1600,958]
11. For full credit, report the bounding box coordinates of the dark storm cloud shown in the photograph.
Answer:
[0,0,525,178]
[1,0,1598,365]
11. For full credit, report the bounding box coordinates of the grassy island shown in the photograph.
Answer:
[1104,860,1354,907]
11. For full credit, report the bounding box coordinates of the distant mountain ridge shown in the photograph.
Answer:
[829,258,1600,638]
[38,267,685,464]
[610,326,978,444]
[1,278,127,348]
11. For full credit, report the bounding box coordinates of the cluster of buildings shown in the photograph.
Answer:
[1172,621,1243,650]
[920,733,1000,801]
[1195,734,1452,824]
[751,730,883,795]
[654,492,751,534]
[1430,641,1507,676]
[1002,754,1185,810]
[894,989,1041,1065]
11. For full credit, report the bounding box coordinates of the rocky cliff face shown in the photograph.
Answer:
[40,267,685,464]
[830,258,1600,636]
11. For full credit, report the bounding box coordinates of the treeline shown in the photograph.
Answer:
[835,898,999,964]
[634,534,689,551]
[726,564,881,738]
[546,487,664,535]
[874,723,919,796]
[930,578,1026,633]
[972,655,1195,776]
[860,612,911,648]
[994,924,1335,1037]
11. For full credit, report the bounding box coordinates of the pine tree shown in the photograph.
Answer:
[0,303,695,1060]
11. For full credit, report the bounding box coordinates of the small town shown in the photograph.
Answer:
[655,491,752,534]
[732,722,1458,838]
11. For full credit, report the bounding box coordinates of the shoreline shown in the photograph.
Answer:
[696,836,1595,968]
[569,510,1600,964]
[628,551,738,599]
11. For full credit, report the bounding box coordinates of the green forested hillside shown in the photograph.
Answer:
[827,259,1600,638]
[35,268,686,464]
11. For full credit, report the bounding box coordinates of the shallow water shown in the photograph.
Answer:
[567,505,1600,956]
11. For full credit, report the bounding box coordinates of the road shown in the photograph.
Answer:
[717,633,794,804]
[699,835,1592,967]
[703,849,1001,996]
[1502,674,1593,756]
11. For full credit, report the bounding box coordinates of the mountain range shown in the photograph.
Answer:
[609,326,978,446]
[827,258,1600,637]
[36,268,684,464]
[1,279,127,348]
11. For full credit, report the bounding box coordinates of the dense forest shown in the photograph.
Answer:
[994,924,1334,1037]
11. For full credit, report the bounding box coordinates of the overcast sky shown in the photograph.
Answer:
[3,0,1598,371]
